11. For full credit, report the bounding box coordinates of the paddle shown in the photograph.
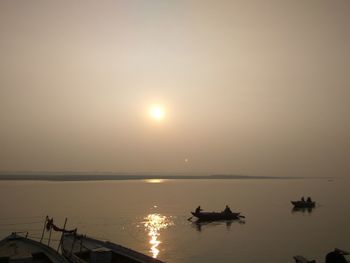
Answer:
[239,215,246,219]
[187,216,193,221]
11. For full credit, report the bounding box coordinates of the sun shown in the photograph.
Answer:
[149,105,165,121]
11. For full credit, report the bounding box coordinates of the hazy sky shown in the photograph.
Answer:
[0,0,349,177]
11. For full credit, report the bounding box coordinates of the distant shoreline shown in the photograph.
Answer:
[0,174,322,181]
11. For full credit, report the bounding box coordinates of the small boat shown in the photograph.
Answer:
[326,248,350,262]
[294,248,349,263]
[291,200,316,208]
[191,211,242,221]
[61,233,165,263]
[0,232,69,263]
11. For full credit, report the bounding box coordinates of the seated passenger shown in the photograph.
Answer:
[306,197,312,203]
[224,205,232,214]
[301,197,305,202]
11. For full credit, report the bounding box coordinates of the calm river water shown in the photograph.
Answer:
[0,179,349,262]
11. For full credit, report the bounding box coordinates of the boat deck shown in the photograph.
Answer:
[62,234,165,263]
[0,233,68,263]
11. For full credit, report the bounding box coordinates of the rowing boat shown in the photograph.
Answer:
[191,211,242,221]
[291,201,316,208]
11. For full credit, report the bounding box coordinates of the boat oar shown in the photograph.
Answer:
[239,215,246,219]
[187,216,193,221]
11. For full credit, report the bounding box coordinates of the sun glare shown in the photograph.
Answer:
[143,213,173,258]
[149,105,165,121]
[145,179,164,184]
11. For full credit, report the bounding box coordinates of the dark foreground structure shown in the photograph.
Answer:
[61,233,164,263]
[1,216,165,263]
[0,233,68,263]
[294,248,350,263]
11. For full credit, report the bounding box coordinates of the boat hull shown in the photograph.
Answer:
[291,201,316,208]
[0,233,69,263]
[191,211,241,221]
[62,233,165,263]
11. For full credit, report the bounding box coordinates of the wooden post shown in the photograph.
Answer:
[40,216,48,243]
[80,237,83,253]
[70,232,77,255]
[57,218,67,253]
[48,223,53,246]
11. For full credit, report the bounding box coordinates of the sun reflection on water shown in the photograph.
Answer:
[145,179,164,184]
[143,213,173,258]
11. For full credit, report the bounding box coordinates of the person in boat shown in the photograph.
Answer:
[195,206,202,214]
[223,205,233,214]
[325,249,347,263]
[301,196,305,202]
[306,197,312,203]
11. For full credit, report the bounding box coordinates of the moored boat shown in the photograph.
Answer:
[61,233,165,263]
[0,232,69,263]
[191,211,242,221]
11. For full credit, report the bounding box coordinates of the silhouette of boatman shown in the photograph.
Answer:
[195,206,202,214]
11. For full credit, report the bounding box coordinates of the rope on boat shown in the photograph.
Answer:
[46,217,77,234]
[0,221,43,226]
[27,235,61,242]
[0,228,42,233]
[0,215,45,221]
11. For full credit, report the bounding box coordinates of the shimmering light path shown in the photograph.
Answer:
[143,213,173,258]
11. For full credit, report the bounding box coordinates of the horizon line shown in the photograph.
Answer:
[0,173,331,182]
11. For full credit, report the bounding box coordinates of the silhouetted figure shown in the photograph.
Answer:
[195,206,202,214]
[306,197,312,203]
[326,250,347,263]
[301,197,305,202]
[223,205,232,214]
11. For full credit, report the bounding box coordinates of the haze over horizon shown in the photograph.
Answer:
[1,1,349,177]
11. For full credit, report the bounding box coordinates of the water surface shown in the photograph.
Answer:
[0,179,349,262]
